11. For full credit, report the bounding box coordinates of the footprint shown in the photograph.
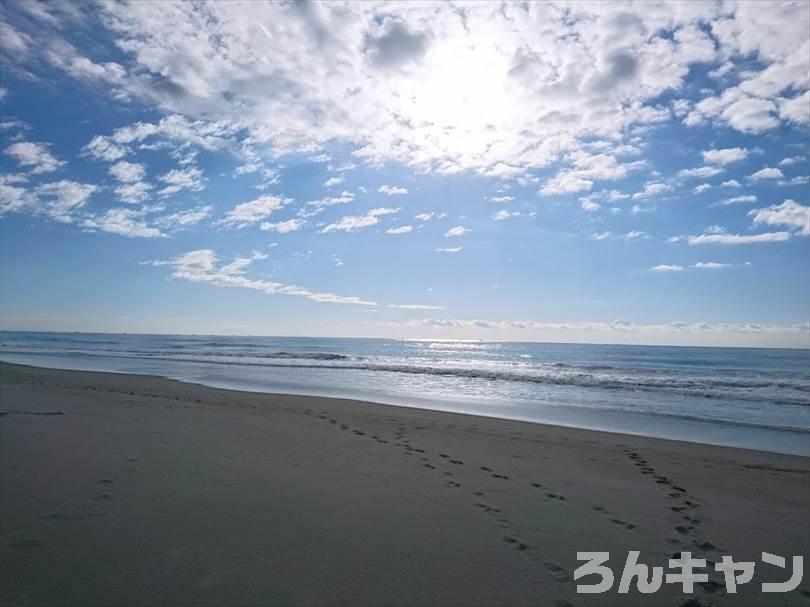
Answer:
[480,466,492,472]
[92,494,113,502]
[502,536,529,551]
[544,561,569,582]
[95,479,113,485]
[449,459,464,465]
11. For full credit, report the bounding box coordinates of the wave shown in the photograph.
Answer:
[4,346,808,408]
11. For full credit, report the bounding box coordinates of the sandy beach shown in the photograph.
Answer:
[1,362,808,606]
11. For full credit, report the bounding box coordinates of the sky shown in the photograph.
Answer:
[0,0,809,348]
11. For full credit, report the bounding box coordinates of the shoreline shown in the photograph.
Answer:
[2,362,809,605]
[4,328,810,351]
[2,356,809,457]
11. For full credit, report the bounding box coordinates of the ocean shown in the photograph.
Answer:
[1,331,808,455]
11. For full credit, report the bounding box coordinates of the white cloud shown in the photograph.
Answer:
[302,191,354,217]
[579,197,600,212]
[377,318,809,347]
[779,90,810,125]
[323,176,345,187]
[715,195,758,206]
[260,218,304,234]
[690,94,781,134]
[414,212,434,221]
[779,156,806,166]
[695,179,741,192]
[5,1,807,188]
[488,195,514,203]
[702,147,749,165]
[91,2,698,176]
[154,205,212,229]
[115,181,152,204]
[146,249,377,305]
[386,225,413,234]
[708,61,734,80]
[109,160,146,183]
[540,154,645,195]
[221,195,289,228]
[82,135,127,162]
[493,209,522,221]
[685,231,791,245]
[378,185,408,196]
[158,166,205,196]
[108,114,238,151]
[693,262,732,269]
[595,229,650,241]
[321,207,400,233]
[748,167,784,181]
[0,118,28,131]
[678,166,723,179]
[633,181,671,199]
[34,181,98,222]
[651,264,684,272]
[4,141,64,174]
[435,246,462,253]
[0,177,97,222]
[444,225,470,237]
[623,230,649,241]
[749,199,810,236]
[82,208,164,238]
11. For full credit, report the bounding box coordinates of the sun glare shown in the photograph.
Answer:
[401,39,512,152]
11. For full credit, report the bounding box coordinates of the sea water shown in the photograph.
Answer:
[2,331,808,455]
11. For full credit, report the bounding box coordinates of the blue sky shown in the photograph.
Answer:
[0,1,809,347]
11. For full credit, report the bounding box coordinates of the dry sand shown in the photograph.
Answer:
[1,362,808,606]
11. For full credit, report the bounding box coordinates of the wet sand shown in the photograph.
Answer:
[1,362,808,606]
